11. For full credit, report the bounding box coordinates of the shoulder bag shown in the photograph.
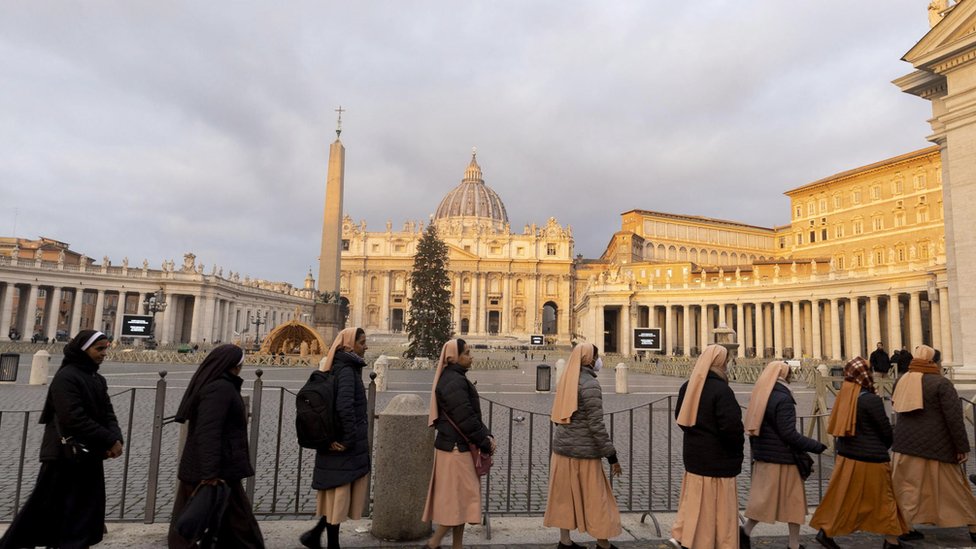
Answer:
[443,414,493,477]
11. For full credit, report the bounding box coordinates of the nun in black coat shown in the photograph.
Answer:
[0,330,124,549]
[168,344,264,549]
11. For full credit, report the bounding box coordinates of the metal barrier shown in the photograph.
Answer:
[0,353,18,382]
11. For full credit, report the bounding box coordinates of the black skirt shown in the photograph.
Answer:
[168,480,265,549]
[0,458,106,549]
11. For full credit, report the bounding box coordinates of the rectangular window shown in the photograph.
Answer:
[853,220,863,235]
[893,180,904,195]
[852,190,862,204]
[807,203,816,216]
[490,246,501,254]
[871,186,881,200]
[795,206,802,219]
[835,224,845,238]
[821,229,828,241]
[795,233,803,246]
[914,174,927,189]
[854,252,864,267]
[873,217,884,231]
[875,250,885,265]
[371,244,380,253]
[833,195,842,209]
[394,244,405,252]
[897,247,906,262]
[809,231,816,243]
[819,199,828,213]
[546,243,557,256]
[837,256,845,270]
[517,247,524,256]
[341,239,350,251]
[919,242,930,259]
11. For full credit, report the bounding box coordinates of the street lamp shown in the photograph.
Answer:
[249,311,267,349]
[142,288,167,349]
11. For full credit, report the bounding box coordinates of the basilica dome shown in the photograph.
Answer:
[434,151,509,233]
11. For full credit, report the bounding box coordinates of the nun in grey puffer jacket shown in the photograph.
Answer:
[551,365,618,461]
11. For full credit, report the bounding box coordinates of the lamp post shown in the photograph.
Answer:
[249,311,267,349]
[142,288,167,349]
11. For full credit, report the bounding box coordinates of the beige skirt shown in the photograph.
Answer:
[891,452,976,527]
[421,448,482,527]
[316,474,369,523]
[543,453,622,540]
[745,461,808,525]
[671,472,739,549]
[809,456,908,537]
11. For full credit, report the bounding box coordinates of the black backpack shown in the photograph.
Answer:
[295,368,341,449]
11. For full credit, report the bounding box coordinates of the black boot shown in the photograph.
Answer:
[300,517,327,549]
[325,522,341,549]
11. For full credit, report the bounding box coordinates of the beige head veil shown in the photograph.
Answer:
[319,327,359,372]
[892,344,937,413]
[743,361,790,436]
[550,343,595,425]
[428,339,461,426]
[676,344,729,428]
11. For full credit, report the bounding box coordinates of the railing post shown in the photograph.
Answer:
[364,371,377,517]
[144,371,168,524]
[246,369,264,501]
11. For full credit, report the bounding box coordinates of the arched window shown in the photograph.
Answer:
[709,250,718,264]
[679,247,688,261]
[668,245,677,261]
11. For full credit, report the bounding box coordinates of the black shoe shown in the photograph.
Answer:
[740,526,751,549]
[300,529,323,549]
[898,529,923,541]
[882,541,902,549]
[557,543,585,549]
[815,529,841,549]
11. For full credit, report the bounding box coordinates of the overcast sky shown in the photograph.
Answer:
[1,1,936,285]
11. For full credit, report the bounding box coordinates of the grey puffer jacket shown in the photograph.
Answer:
[552,366,616,461]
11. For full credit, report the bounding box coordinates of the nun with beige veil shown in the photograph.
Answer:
[667,344,745,549]
[890,344,976,543]
[543,342,622,549]
[422,339,495,549]
[741,362,826,549]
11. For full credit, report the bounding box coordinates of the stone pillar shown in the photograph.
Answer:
[699,304,709,349]
[69,288,84,337]
[718,303,727,326]
[160,293,173,344]
[621,303,632,357]
[932,299,943,352]
[22,285,38,337]
[665,304,675,356]
[112,291,126,342]
[502,275,511,334]
[735,303,746,358]
[682,305,692,356]
[29,350,50,385]
[744,303,754,353]
[190,294,203,343]
[888,294,903,353]
[381,273,391,332]
[45,287,63,341]
[849,298,862,359]
[93,289,105,334]
[802,302,813,357]
[791,300,802,358]
[830,298,841,360]
[773,302,783,358]
[940,287,953,362]
[763,303,773,354]
[754,303,765,359]
[0,284,13,341]
[595,304,605,351]
[453,275,462,334]
[479,273,488,336]
[909,291,923,350]
[812,299,822,360]
[370,394,435,541]
[470,274,480,335]
[615,363,629,394]
[868,295,881,350]
[373,355,389,391]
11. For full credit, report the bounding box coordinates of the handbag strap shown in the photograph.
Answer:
[441,413,473,445]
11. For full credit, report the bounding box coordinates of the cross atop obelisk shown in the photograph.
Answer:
[335,105,345,138]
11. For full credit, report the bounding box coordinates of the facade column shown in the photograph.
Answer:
[453,275,462,334]
[735,303,746,358]
[940,288,953,362]
[502,275,511,334]
[665,305,675,356]
[46,287,63,341]
[744,303,754,354]
[932,298,943,353]
[909,291,923,350]
[381,274,391,333]
[718,303,727,326]
[621,303,632,357]
[159,294,173,344]
[888,294,903,352]
[224,300,235,343]
[0,284,13,341]
[479,273,488,335]
[791,300,802,358]
[595,304,605,351]
[754,303,765,359]
[868,295,882,349]
[849,298,862,360]
[112,291,125,342]
[202,294,217,343]
[682,305,692,356]
[763,303,773,355]
[70,288,84,337]
[830,298,841,360]
[773,302,784,358]
[92,289,105,334]
[470,274,480,335]
[21,285,39,337]
[812,299,822,360]
[190,294,203,343]
[699,304,709,350]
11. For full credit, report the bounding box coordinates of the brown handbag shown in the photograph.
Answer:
[443,414,493,476]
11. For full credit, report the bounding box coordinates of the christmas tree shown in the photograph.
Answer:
[405,223,454,358]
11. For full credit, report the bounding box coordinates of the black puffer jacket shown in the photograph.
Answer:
[39,360,123,462]
[749,382,826,464]
[835,389,892,463]
[892,374,970,463]
[675,371,744,478]
[433,363,492,454]
[313,351,370,491]
[178,372,254,483]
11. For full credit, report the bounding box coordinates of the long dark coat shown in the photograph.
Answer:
[312,351,371,491]
[178,372,255,483]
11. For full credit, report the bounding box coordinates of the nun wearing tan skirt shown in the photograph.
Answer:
[543,343,623,549]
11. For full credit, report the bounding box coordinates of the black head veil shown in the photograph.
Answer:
[61,329,108,370]
[175,344,245,423]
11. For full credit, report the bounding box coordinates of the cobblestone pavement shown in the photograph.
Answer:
[3,353,976,530]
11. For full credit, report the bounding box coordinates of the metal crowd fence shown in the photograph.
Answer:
[3,376,976,531]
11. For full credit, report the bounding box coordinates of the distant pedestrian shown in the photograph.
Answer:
[544,343,622,549]
[870,342,892,375]
[0,330,124,549]
[169,344,264,549]
[302,328,371,549]
[422,339,495,549]
[668,344,745,549]
[809,357,907,549]
[891,345,976,543]
[742,362,827,549]
[896,348,912,375]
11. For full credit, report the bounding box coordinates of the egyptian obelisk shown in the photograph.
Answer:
[315,107,346,344]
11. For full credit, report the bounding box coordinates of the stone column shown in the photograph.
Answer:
[45,287,63,341]
[381,273,391,332]
[595,303,605,351]
[718,303,727,326]
[754,303,765,359]
[621,303,632,357]
[189,294,203,343]
[909,291,923,350]
[735,302,746,358]
[160,293,173,344]
[453,275,462,334]
[802,302,813,357]
[830,298,841,360]
[940,288,953,362]
[888,294,903,352]
[92,289,106,334]
[70,288,84,337]
[0,284,13,341]
[812,299,822,360]
[21,285,39,336]
[773,302,783,358]
[502,275,511,334]
[791,300,802,358]
[868,295,881,349]
[849,298,862,360]
[665,304,675,356]
[682,304,692,356]
[112,291,126,342]
[205,295,218,343]
[744,303,755,353]
[763,303,773,354]
[932,298,943,352]
[470,274,480,335]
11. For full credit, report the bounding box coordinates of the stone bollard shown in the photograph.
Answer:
[29,350,51,385]
[373,355,389,392]
[615,362,629,394]
[554,358,566,387]
[371,394,435,541]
